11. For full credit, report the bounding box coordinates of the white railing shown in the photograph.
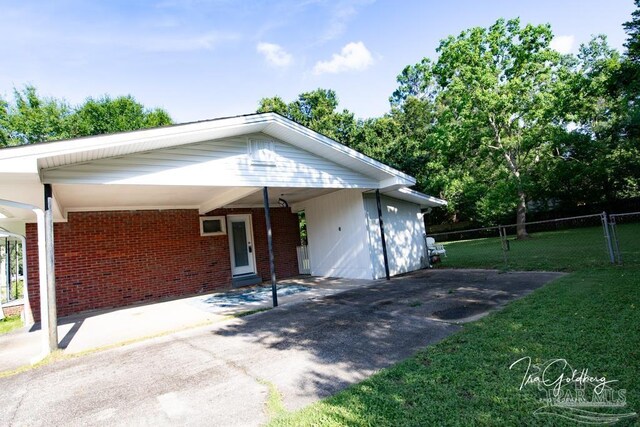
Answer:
[296,245,311,274]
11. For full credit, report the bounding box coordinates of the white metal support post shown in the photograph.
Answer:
[43,184,58,353]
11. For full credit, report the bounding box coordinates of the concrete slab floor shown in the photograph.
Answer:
[0,275,374,372]
[0,269,563,426]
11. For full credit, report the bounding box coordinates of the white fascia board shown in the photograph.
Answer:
[0,157,40,174]
[378,176,416,190]
[0,114,269,159]
[62,205,201,216]
[37,118,270,170]
[382,187,447,208]
[0,115,271,173]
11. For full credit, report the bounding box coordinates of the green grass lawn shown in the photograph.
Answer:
[437,224,640,271]
[0,315,23,335]
[269,225,640,426]
[613,223,640,265]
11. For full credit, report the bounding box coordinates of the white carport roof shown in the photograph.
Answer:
[1,113,413,183]
[382,187,446,208]
[0,112,446,223]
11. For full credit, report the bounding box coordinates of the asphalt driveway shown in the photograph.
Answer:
[0,269,562,426]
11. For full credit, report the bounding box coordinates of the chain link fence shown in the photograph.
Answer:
[426,212,638,271]
[609,212,640,265]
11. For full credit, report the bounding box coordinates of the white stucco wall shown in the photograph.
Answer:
[300,189,373,279]
[364,194,427,279]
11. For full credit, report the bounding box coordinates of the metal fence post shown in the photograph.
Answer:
[601,212,615,264]
[608,215,622,265]
[499,226,509,268]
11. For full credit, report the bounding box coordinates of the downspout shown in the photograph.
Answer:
[375,189,390,281]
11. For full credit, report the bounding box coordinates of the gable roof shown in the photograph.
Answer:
[0,112,446,218]
[0,112,415,188]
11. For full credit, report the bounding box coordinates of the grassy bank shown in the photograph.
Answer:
[0,315,22,335]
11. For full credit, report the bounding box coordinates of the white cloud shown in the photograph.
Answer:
[0,23,240,53]
[256,42,293,68]
[139,31,239,52]
[320,0,374,43]
[322,2,357,42]
[313,41,373,75]
[550,35,575,54]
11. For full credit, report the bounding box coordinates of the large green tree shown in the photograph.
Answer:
[257,90,418,196]
[70,95,172,136]
[546,2,640,208]
[619,0,640,155]
[0,86,172,147]
[257,89,357,146]
[393,19,564,238]
[544,35,640,205]
[0,86,73,145]
[624,0,640,62]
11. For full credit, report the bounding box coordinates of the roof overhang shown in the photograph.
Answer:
[382,187,447,208]
[0,112,415,187]
[0,112,447,221]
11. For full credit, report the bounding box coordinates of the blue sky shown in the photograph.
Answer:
[0,1,635,122]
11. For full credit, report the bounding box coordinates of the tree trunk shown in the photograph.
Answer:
[492,132,529,239]
[516,190,529,239]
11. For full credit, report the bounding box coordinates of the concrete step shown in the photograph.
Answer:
[231,274,262,288]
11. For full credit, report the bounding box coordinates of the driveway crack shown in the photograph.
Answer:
[6,387,27,426]
[170,335,284,419]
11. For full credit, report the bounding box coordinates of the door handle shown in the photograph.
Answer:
[248,243,252,253]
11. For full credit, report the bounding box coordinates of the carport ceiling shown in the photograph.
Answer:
[55,184,342,215]
[56,184,223,212]
[227,187,339,208]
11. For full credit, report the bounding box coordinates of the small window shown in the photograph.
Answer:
[248,139,277,165]
[200,216,226,236]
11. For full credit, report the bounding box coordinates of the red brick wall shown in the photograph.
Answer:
[2,304,23,318]
[26,208,300,320]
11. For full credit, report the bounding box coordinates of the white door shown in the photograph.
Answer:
[227,214,256,276]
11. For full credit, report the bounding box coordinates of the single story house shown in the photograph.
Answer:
[0,112,445,351]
